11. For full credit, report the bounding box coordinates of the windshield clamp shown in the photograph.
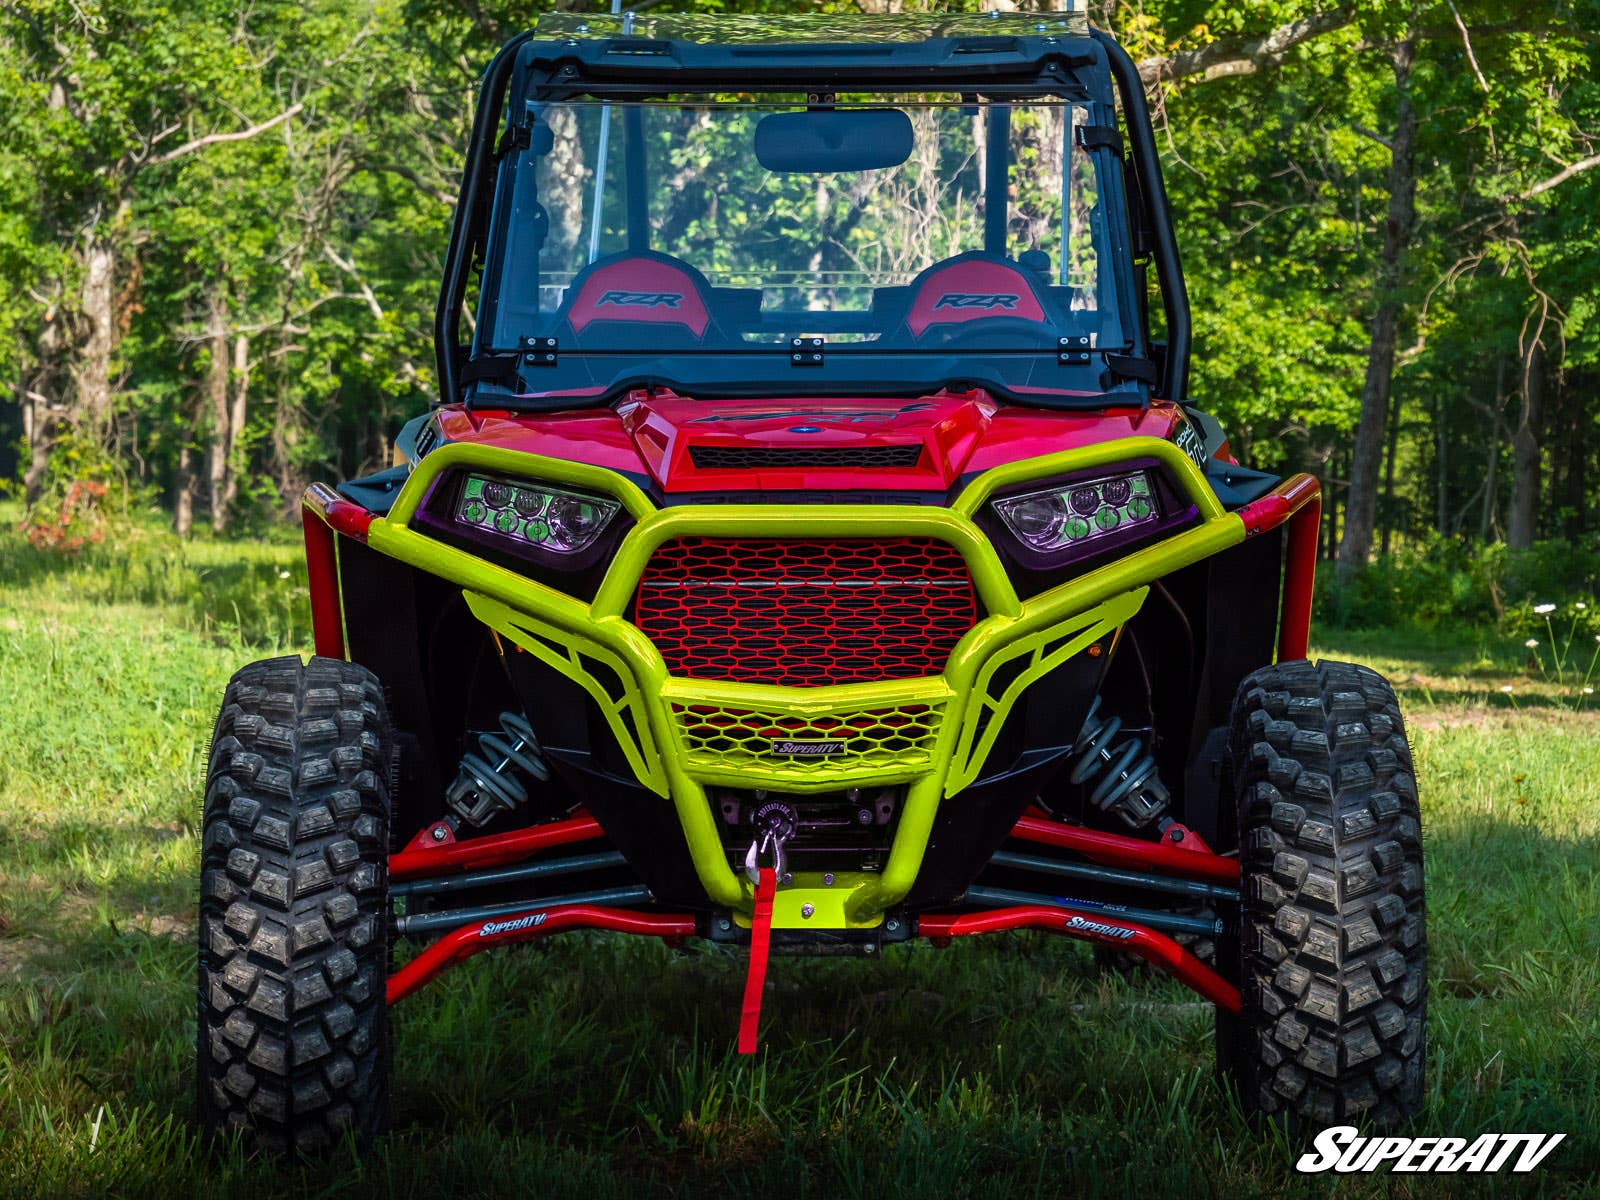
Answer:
[495,122,532,160]
[1075,124,1125,156]
[1058,335,1092,366]
[520,336,558,367]
[790,336,825,367]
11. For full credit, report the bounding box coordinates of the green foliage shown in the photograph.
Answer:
[2,0,1596,550]
[1317,532,1600,630]
[1152,0,1600,550]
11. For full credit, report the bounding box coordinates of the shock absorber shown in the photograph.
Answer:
[444,711,551,828]
[1066,695,1172,832]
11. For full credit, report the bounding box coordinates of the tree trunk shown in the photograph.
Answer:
[1323,448,1340,561]
[270,333,308,519]
[175,444,195,537]
[1434,393,1447,535]
[1337,39,1417,586]
[205,289,231,533]
[1380,386,1403,556]
[220,331,249,521]
[1557,369,1584,538]
[23,410,58,504]
[1480,355,1506,542]
[1508,342,1544,549]
[22,305,70,503]
[72,236,117,445]
[544,104,588,263]
[1565,376,1586,537]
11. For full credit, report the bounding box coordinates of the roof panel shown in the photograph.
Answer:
[530,12,1091,47]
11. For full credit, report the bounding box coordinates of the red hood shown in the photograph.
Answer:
[434,389,1190,493]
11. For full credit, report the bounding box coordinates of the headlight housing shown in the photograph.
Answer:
[415,468,631,601]
[981,463,1201,592]
[993,469,1161,553]
[454,474,620,554]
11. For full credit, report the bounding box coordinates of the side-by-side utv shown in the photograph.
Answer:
[196,12,1425,1154]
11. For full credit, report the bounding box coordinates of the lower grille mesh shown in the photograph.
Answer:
[671,702,942,775]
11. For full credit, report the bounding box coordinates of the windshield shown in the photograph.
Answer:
[473,97,1135,404]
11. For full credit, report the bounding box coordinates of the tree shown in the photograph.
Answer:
[0,0,301,502]
[1337,32,1418,587]
[1,0,1597,567]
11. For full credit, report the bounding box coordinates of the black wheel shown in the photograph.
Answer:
[197,655,394,1153]
[1217,659,1426,1128]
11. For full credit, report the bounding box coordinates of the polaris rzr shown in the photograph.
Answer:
[196,12,1426,1153]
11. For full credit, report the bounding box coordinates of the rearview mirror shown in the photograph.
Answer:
[754,109,913,173]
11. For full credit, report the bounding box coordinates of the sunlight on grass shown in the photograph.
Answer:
[1,530,1596,1196]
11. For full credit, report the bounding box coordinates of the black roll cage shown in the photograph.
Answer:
[435,26,1190,409]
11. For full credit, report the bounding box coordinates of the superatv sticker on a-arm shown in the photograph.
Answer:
[1064,913,1136,940]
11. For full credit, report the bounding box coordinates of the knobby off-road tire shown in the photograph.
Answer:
[1218,659,1426,1128]
[197,655,394,1154]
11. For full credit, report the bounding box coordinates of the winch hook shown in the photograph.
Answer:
[743,799,797,885]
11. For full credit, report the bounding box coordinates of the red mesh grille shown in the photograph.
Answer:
[635,537,978,687]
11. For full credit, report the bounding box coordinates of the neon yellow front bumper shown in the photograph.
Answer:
[363,436,1246,928]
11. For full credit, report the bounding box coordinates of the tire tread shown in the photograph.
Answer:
[1222,658,1426,1127]
[197,655,392,1154]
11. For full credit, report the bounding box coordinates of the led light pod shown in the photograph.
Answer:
[1003,491,1068,545]
[992,469,1160,553]
[454,475,619,553]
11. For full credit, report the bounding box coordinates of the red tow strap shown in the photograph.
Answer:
[737,867,777,1054]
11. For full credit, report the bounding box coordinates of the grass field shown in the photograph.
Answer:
[1,526,1597,1198]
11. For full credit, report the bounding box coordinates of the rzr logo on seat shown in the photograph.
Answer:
[597,290,683,309]
[933,292,1020,311]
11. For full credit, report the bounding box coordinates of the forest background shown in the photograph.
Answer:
[3,0,1600,630]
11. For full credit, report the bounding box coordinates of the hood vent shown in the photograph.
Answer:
[688,444,923,470]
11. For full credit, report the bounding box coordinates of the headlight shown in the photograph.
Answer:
[992,469,1160,553]
[454,474,619,554]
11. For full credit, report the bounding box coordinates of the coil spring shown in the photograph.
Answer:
[444,711,551,828]
[1067,696,1171,831]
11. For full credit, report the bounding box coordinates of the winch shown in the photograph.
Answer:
[743,799,797,883]
[717,786,902,879]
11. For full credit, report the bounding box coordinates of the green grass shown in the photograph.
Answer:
[1,528,1597,1198]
